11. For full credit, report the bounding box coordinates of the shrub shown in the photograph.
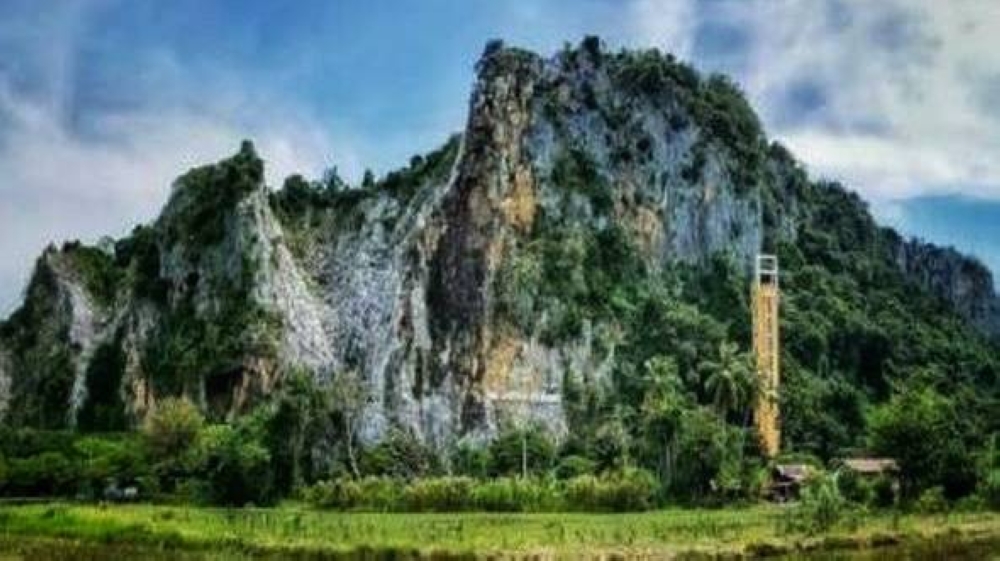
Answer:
[192,424,274,506]
[470,477,559,512]
[591,418,631,472]
[7,452,76,496]
[0,428,76,459]
[549,147,613,214]
[142,397,204,460]
[402,477,475,511]
[356,477,404,511]
[303,472,663,513]
[450,443,491,478]
[954,494,987,512]
[869,387,964,499]
[786,472,849,534]
[914,486,948,514]
[359,428,439,479]
[488,426,556,477]
[304,479,362,509]
[564,468,659,511]
[837,469,871,505]
[73,436,149,498]
[980,469,1000,510]
[555,455,596,479]
[870,475,898,508]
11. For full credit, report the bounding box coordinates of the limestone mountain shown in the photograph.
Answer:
[1,39,997,456]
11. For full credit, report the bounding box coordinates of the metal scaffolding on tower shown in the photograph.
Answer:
[753,254,781,458]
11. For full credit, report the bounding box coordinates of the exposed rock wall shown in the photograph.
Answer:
[0,246,114,427]
[889,237,1000,339]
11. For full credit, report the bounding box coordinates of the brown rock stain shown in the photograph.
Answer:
[501,165,537,232]
[630,205,665,260]
[483,330,522,396]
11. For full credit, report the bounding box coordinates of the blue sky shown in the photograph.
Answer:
[1,0,1000,313]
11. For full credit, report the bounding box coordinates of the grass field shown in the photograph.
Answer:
[0,503,998,558]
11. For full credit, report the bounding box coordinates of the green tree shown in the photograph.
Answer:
[592,409,632,472]
[265,369,331,492]
[330,370,366,478]
[672,407,736,500]
[869,386,967,498]
[488,425,555,478]
[360,427,439,479]
[361,169,375,189]
[73,436,148,495]
[639,356,685,490]
[700,341,754,419]
[142,397,204,460]
[786,472,849,534]
[194,423,273,506]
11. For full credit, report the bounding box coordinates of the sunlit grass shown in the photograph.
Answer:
[0,503,998,557]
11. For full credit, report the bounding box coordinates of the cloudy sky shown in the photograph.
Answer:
[2,0,999,314]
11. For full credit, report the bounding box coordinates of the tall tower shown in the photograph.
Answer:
[752,254,781,458]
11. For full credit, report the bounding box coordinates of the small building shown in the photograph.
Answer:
[768,463,813,502]
[838,457,899,477]
[835,457,900,505]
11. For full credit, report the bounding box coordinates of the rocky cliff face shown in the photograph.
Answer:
[888,236,1000,338]
[0,245,114,428]
[1,40,997,443]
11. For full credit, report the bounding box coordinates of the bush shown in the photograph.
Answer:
[192,424,274,506]
[402,477,475,511]
[304,479,363,509]
[870,475,898,508]
[836,471,898,510]
[786,472,849,534]
[837,469,870,505]
[980,469,1000,510]
[564,468,659,512]
[450,443,491,478]
[359,428,439,479]
[555,455,596,479]
[954,494,987,512]
[302,472,666,513]
[0,428,76,459]
[356,477,404,511]
[142,397,204,460]
[7,452,76,496]
[869,387,964,499]
[488,426,556,477]
[470,477,559,512]
[73,436,150,498]
[914,486,948,514]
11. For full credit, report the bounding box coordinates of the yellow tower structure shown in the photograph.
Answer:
[752,254,781,458]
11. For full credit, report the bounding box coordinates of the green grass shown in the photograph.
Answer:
[1,504,999,558]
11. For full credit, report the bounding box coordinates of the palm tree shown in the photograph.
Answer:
[702,342,764,466]
[701,342,754,420]
[641,357,686,490]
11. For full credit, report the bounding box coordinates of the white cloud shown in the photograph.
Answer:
[0,91,349,315]
[628,0,698,60]
[0,4,354,315]
[629,0,1000,203]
